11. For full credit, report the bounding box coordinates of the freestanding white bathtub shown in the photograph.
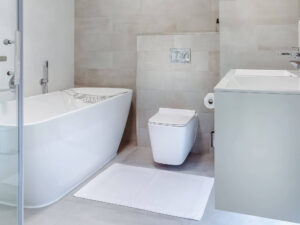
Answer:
[9,88,131,208]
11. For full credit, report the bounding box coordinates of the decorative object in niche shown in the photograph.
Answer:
[170,48,191,63]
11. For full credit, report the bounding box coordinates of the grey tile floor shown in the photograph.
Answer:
[24,145,298,225]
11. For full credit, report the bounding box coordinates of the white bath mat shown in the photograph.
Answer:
[74,163,214,221]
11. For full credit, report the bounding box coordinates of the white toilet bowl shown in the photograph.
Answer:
[148,108,198,165]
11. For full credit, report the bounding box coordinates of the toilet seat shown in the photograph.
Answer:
[148,108,196,127]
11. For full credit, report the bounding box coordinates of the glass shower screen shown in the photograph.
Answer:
[0,0,23,224]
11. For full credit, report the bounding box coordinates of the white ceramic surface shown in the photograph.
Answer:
[148,109,198,165]
[215,69,300,94]
[0,88,132,208]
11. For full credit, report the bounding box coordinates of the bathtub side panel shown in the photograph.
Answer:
[24,93,132,208]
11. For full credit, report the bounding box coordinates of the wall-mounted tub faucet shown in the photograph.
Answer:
[40,61,49,94]
[280,47,300,70]
[0,38,17,92]
[3,39,15,45]
[290,61,300,70]
[6,70,16,90]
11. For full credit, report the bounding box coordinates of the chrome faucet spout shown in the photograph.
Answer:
[280,47,300,70]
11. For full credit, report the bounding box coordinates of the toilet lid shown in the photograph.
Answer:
[148,108,196,127]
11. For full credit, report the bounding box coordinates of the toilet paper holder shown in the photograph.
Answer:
[204,93,215,110]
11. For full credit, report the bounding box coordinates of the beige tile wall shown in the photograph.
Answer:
[75,0,219,143]
[220,0,300,76]
[24,0,74,96]
[137,33,220,153]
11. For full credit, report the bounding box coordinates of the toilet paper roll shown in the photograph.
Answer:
[204,93,215,110]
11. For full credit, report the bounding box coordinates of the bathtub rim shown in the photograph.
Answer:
[0,87,133,128]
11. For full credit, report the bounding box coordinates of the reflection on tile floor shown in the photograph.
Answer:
[24,145,299,225]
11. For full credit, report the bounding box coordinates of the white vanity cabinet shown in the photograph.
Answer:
[214,69,300,223]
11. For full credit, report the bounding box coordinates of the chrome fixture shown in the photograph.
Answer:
[280,47,300,70]
[0,56,7,62]
[40,61,49,94]
[3,39,15,45]
[9,76,16,90]
[7,71,15,76]
[290,61,300,70]
[0,34,20,93]
[170,48,191,63]
[0,56,16,91]
[280,47,300,58]
[0,76,17,93]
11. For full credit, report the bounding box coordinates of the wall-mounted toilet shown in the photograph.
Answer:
[148,108,198,165]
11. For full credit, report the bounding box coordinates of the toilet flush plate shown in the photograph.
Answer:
[170,48,191,63]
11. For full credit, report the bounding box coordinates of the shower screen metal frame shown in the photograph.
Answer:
[17,0,24,224]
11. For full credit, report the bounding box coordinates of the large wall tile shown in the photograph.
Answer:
[75,52,114,70]
[174,33,220,51]
[257,25,298,51]
[220,0,299,76]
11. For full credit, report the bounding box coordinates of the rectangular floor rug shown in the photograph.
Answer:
[74,163,214,221]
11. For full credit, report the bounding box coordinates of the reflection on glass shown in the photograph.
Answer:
[0,0,19,224]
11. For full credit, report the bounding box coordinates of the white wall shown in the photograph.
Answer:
[0,0,17,100]
[23,0,74,96]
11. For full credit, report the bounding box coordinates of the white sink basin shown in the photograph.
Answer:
[215,69,300,94]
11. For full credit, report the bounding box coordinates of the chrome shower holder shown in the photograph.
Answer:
[40,61,49,94]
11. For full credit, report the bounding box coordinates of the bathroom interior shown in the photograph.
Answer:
[1,0,300,225]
